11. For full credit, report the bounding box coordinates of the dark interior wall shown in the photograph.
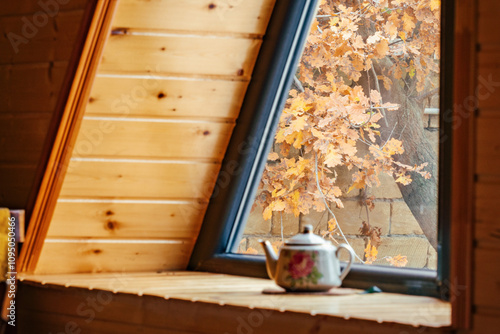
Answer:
[0,0,89,210]
[471,0,500,332]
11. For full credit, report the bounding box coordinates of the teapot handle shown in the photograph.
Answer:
[336,243,355,282]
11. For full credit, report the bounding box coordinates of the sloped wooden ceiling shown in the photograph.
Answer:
[0,0,90,210]
[28,0,276,274]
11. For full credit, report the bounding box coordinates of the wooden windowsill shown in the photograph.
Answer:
[18,271,451,333]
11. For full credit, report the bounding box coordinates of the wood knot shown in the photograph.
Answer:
[105,220,118,231]
[237,69,244,76]
[111,28,129,35]
[93,249,103,255]
[208,3,216,9]
[158,92,166,99]
[105,210,114,216]
[203,130,210,136]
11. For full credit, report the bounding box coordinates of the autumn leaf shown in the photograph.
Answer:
[402,12,416,32]
[327,218,337,232]
[374,39,389,58]
[386,254,409,267]
[430,0,441,11]
[268,152,279,161]
[243,247,259,255]
[364,240,378,264]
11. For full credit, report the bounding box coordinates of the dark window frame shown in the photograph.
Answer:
[189,0,454,299]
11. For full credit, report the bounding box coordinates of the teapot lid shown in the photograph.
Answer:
[286,224,326,245]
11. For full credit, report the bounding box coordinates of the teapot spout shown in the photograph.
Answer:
[260,240,278,280]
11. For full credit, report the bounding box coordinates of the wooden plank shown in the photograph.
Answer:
[72,118,235,160]
[19,309,195,334]
[476,116,500,175]
[0,62,68,112]
[35,240,193,274]
[18,273,451,332]
[112,0,276,36]
[0,10,84,64]
[47,200,207,239]
[87,75,248,119]
[99,34,261,78]
[475,181,500,246]
[473,248,500,308]
[478,0,500,45]
[0,0,89,16]
[0,113,51,163]
[59,159,220,199]
[0,164,37,208]
[477,52,500,109]
[472,309,500,334]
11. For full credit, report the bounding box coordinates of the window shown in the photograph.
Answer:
[189,0,452,298]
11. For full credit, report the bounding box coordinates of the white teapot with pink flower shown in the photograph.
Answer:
[260,224,354,292]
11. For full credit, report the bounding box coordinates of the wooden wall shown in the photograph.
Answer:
[33,0,276,274]
[0,0,89,209]
[470,0,500,332]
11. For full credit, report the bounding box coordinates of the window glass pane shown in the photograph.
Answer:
[235,0,440,270]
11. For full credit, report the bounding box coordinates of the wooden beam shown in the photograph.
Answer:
[450,0,476,329]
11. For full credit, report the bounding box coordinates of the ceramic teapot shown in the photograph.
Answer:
[260,224,354,292]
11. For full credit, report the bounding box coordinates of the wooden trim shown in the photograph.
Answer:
[19,0,119,274]
[450,0,476,329]
[23,1,99,224]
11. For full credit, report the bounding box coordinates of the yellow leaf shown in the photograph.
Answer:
[291,116,308,132]
[402,12,416,32]
[430,0,440,11]
[398,31,406,42]
[263,205,273,220]
[292,131,304,149]
[273,200,286,211]
[374,39,389,58]
[268,152,279,161]
[364,240,378,264]
[271,188,286,198]
[327,218,337,232]
[242,247,259,255]
[386,254,408,267]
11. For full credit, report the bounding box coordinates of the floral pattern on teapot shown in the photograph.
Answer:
[284,250,323,288]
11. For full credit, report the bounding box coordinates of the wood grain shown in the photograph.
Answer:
[72,118,235,160]
[19,0,120,273]
[0,10,84,64]
[475,180,500,247]
[0,164,37,208]
[99,34,261,78]
[0,62,68,113]
[47,200,207,239]
[0,0,89,16]
[478,0,500,45]
[477,52,500,109]
[476,116,500,175]
[112,0,276,36]
[18,272,451,332]
[473,248,500,308]
[0,113,51,163]
[86,75,248,119]
[59,159,221,199]
[35,241,193,274]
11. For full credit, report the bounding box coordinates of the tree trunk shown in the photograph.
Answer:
[372,58,438,250]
